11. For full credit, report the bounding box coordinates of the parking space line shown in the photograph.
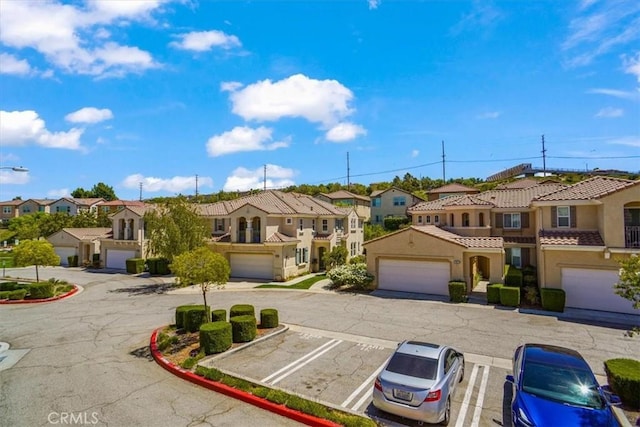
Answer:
[454,364,479,427]
[264,339,344,385]
[342,357,390,410]
[261,339,339,383]
[470,365,490,427]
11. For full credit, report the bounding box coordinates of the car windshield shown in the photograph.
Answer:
[521,361,605,409]
[386,353,438,380]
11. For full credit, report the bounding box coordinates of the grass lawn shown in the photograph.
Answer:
[0,252,15,268]
[256,274,326,289]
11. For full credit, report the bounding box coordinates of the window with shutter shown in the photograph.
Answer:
[495,213,503,228]
[551,206,557,227]
[570,206,577,228]
[557,206,570,228]
[521,212,530,228]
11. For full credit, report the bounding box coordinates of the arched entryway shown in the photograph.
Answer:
[470,255,491,289]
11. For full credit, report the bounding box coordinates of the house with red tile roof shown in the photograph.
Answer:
[364,177,640,315]
[47,228,112,266]
[315,190,371,221]
[426,183,480,201]
[369,187,425,226]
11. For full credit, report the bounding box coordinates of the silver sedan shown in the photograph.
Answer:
[372,341,465,425]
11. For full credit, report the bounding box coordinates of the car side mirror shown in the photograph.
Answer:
[601,385,622,407]
[506,374,515,383]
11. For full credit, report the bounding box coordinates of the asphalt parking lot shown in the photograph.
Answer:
[202,324,513,426]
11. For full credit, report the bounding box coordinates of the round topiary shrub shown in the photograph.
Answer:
[28,282,54,299]
[230,304,255,318]
[211,309,227,322]
[230,315,257,343]
[260,308,279,328]
[175,305,195,329]
[184,306,211,333]
[200,321,232,355]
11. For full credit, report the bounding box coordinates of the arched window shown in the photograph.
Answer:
[462,213,470,227]
[479,212,485,227]
[450,213,455,227]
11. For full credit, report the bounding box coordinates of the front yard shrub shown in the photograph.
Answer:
[504,265,523,287]
[230,315,257,343]
[500,286,520,307]
[383,216,410,231]
[126,258,145,274]
[67,255,79,267]
[211,309,227,322]
[28,282,54,299]
[448,281,467,303]
[175,305,193,329]
[0,282,25,291]
[8,289,27,300]
[200,321,232,355]
[184,306,211,333]
[604,358,640,409]
[487,283,503,304]
[523,286,540,306]
[349,255,366,264]
[156,258,170,275]
[260,308,279,328]
[146,258,159,275]
[326,263,374,290]
[541,288,565,312]
[0,290,11,299]
[230,304,255,318]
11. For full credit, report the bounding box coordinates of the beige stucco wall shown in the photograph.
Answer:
[599,186,640,247]
[538,204,598,230]
[371,188,412,224]
[491,210,537,238]
[111,209,145,242]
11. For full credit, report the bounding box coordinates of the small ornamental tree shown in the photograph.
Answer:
[615,255,640,310]
[13,240,60,282]
[170,246,230,312]
[323,245,348,270]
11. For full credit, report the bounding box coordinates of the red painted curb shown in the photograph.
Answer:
[0,285,79,305]
[150,328,341,427]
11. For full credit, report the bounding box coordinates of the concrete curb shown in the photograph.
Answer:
[0,284,81,305]
[149,327,340,427]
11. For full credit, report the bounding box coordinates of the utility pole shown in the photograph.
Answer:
[441,140,446,182]
[541,134,547,177]
[195,174,199,200]
[263,164,267,191]
[139,182,143,201]
[347,152,351,189]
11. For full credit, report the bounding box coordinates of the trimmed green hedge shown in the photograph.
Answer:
[175,305,195,329]
[184,306,211,333]
[211,309,227,322]
[487,283,503,304]
[147,258,170,275]
[28,282,54,299]
[68,255,79,267]
[541,288,565,312]
[126,258,145,274]
[260,309,279,328]
[504,265,523,287]
[0,282,27,291]
[0,289,27,300]
[448,281,467,303]
[500,286,520,307]
[200,321,233,355]
[230,304,255,318]
[604,358,640,409]
[230,315,257,343]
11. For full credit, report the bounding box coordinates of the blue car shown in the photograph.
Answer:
[506,343,621,427]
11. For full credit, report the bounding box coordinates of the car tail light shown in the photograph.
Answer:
[374,378,382,391]
[424,389,441,402]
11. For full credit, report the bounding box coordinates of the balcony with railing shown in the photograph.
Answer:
[625,226,640,248]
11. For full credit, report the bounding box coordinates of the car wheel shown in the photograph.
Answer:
[459,360,465,383]
[441,397,451,426]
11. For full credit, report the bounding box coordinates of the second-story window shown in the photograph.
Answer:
[557,206,570,228]
[299,218,304,231]
[2,207,12,214]
[350,218,356,228]
[322,219,328,232]
[312,219,316,231]
[372,198,381,207]
[434,215,439,224]
[503,213,521,229]
[417,215,423,224]
[336,219,344,230]
[479,212,485,227]
[426,215,431,224]
[393,196,406,206]
[22,206,31,213]
[462,213,470,227]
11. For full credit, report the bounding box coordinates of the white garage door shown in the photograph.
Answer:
[106,250,137,270]
[562,268,636,315]
[378,259,451,296]
[54,247,76,266]
[230,253,273,280]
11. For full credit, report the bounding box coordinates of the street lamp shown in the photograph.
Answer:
[0,166,29,172]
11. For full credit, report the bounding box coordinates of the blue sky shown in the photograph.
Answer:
[1,0,639,201]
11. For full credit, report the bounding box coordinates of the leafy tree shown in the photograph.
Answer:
[615,255,640,310]
[71,182,117,201]
[8,213,45,240]
[364,223,388,241]
[70,188,91,198]
[39,213,73,237]
[13,239,60,282]
[171,246,230,311]
[323,245,348,270]
[144,197,209,262]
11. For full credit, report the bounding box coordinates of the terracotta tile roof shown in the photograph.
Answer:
[539,230,605,246]
[495,178,543,189]
[21,198,55,206]
[412,225,504,249]
[63,228,112,240]
[429,183,479,193]
[68,197,105,206]
[98,200,147,207]
[313,233,334,241]
[0,199,23,206]
[503,236,536,245]
[535,176,639,201]
[443,195,493,207]
[265,232,299,243]
[318,190,370,202]
[197,190,347,217]
[370,190,384,197]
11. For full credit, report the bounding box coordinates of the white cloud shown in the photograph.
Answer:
[223,164,296,191]
[0,1,163,77]
[587,88,640,100]
[623,51,640,83]
[229,74,355,127]
[595,107,624,117]
[47,188,70,198]
[451,1,503,35]
[170,30,241,51]
[325,122,366,142]
[122,174,213,194]
[607,136,640,147]
[368,0,381,10]
[476,111,501,119]
[411,150,420,158]
[0,53,31,75]
[206,126,290,157]
[220,81,243,92]
[0,110,84,150]
[0,169,30,185]
[65,107,113,124]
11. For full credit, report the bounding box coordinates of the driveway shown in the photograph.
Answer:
[1,267,638,426]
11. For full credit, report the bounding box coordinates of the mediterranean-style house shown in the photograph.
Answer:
[370,187,424,226]
[426,183,479,201]
[18,199,55,215]
[48,197,105,215]
[0,199,23,225]
[364,177,640,315]
[197,190,365,281]
[315,190,371,221]
[99,205,152,269]
[96,200,147,215]
[47,228,112,266]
